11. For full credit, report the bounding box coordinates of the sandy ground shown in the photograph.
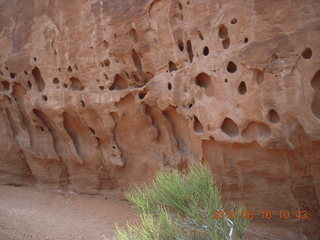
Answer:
[0,185,138,240]
[0,184,314,240]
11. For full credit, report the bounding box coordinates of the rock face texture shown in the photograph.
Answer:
[0,0,320,237]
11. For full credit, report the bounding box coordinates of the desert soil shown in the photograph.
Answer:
[0,184,138,240]
[0,184,311,240]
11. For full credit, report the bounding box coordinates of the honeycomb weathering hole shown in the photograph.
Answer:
[311,70,320,119]
[238,81,247,95]
[80,100,85,108]
[195,73,211,88]
[268,109,280,123]
[169,61,177,72]
[222,38,230,49]
[186,40,193,63]
[178,39,184,51]
[32,67,46,92]
[302,47,312,59]
[109,74,128,90]
[198,31,204,40]
[129,28,138,43]
[138,91,147,100]
[70,77,85,91]
[242,122,271,140]
[221,117,239,137]
[10,72,16,79]
[27,81,32,89]
[254,69,264,84]
[1,81,10,91]
[53,78,59,84]
[203,46,209,56]
[218,24,228,39]
[193,116,204,134]
[227,61,237,73]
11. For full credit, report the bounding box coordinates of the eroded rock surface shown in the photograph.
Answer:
[0,0,320,238]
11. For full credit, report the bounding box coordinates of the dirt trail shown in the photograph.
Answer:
[0,185,138,240]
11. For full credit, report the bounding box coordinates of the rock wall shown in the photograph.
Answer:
[0,0,320,237]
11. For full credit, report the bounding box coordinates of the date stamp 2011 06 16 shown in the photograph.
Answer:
[211,210,308,220]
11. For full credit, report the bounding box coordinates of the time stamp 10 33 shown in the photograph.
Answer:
[211,210,308,220]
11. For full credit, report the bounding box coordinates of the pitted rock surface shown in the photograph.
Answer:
[0,0,320,237]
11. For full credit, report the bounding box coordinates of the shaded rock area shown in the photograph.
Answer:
[0,0,320,238]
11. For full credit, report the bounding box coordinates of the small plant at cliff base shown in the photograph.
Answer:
[114,163,250,240]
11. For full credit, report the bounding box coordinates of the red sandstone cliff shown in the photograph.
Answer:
[0,0,319,238]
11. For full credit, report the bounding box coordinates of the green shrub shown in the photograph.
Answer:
[114,163,250,240]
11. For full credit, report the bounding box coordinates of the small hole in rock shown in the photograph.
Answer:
[198,31,204,40]
[254,69,264,84]
[1,81,10,90]
[103,59,110,67]
[224,79,228,83]
[178,2,182,10]
[89,128,96,135]
[112,145,116,149]
[125,72,130,79]
[268,109,280,123]
[221,117,239,137]
[189,104,193,108]
[42,95,48,101]
[5,67,9,71]
[222,38,230,49]
[178,40,184,51]
[27,81,32,89]
[302,48,312,59]
[34,57,37,61]
[53,78,59,84]
[80,100,85,108]
[70,77,85,91]
[238,81,247,95]
[10,73,16,79]
[24,71,28,76]
[104,74,109,80]
[168,82,172,90]
[195,73,211,88]
[109,74,128,90]
[231,18,237,24]
[244,37,248,43]
[169,61,177,72]
[99,86,104,90]
[203,46,209,56]
[138,91,147,100]
[218,25,228,39]
[63,83,68,88]
[32,67,46,92]
[186,40,193,63]
[193,116,204,134]
[67,66,72,72]
[40,127,44,132]
[227,61,237,73]
[103,40,108,49]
